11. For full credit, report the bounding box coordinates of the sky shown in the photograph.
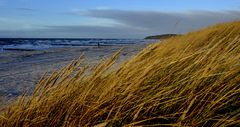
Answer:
[0,0,240,38]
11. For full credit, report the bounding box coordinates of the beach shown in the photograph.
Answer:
[0,44,147,102]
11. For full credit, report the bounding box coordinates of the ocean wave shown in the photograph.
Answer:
[0,38,155,52]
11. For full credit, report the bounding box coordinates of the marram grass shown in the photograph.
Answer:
[1,21,240,127]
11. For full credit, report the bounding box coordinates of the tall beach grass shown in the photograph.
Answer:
[0,21,240,126]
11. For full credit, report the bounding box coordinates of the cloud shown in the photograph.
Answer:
[0,9,239,38]
[45,25,146,38]
[70,9,240,34]
[0,17,39,31]
[0,25,147,38]
[15,7,36,12]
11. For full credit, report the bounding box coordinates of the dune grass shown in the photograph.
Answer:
[0,21,240,127]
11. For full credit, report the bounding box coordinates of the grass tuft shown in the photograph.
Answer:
[1,21,240,126]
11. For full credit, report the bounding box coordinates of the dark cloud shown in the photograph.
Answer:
[1,9,239,38]
[71,9,240,34]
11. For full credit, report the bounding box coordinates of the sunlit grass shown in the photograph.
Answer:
[0,21,240,126]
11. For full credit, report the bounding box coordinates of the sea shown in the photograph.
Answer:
[0,38,156,52]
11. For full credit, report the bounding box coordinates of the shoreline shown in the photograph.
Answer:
[0,44,148,102]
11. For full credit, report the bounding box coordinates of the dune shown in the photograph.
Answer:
[0,21,240,126]
[144,34,181,39]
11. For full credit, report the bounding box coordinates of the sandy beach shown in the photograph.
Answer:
[0,44,147,101]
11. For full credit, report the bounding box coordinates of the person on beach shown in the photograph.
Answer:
[97,42,100,48]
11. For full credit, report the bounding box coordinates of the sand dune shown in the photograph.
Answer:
[0,21,240,126]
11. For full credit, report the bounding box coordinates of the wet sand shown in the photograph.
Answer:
[0,44,147,102]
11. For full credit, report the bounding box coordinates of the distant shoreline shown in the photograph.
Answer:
[145,34,181,39]
[0,38,153,52]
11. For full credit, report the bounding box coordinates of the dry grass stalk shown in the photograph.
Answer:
[0,21,240,126]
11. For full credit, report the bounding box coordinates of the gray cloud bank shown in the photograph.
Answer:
[1,9,240,38]
[78,9,240,33]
